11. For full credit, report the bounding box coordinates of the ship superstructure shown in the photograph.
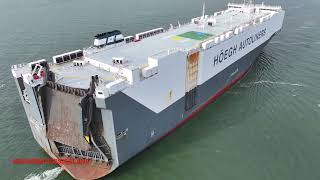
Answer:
[11,3,284,179]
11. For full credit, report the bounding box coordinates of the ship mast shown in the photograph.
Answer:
[243,0,254,5]
[202,2,206,18]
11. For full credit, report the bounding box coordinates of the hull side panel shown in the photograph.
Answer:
[106,36,273,165]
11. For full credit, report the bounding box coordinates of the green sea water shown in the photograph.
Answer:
[0,0,320,179]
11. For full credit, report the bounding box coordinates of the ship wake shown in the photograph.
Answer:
[24,167,63,180]
[244,80,306,87]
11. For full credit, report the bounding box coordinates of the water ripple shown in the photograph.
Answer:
[0,83,5,89]
[246,80,306,87]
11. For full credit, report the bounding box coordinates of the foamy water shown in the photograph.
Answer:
[24,167,63,180]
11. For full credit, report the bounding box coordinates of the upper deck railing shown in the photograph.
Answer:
[227,3,282,11]
[83,2,281,63]
[150,6,277,58]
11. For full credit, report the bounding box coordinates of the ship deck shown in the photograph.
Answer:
[46,9,271,89]
[87,10,268,68]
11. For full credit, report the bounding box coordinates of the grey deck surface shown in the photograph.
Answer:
[86,10,267,67]
[47,10,268,89]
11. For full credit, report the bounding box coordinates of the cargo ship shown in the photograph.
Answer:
[11,2,284,179]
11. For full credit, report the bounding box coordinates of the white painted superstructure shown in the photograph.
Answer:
[12,2,284,113]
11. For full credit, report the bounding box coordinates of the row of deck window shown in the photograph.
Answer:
[53,50,84,64]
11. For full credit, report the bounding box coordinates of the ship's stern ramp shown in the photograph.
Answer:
[41,87,88,150]
[41,85,115,177]
[11,64,117,179]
